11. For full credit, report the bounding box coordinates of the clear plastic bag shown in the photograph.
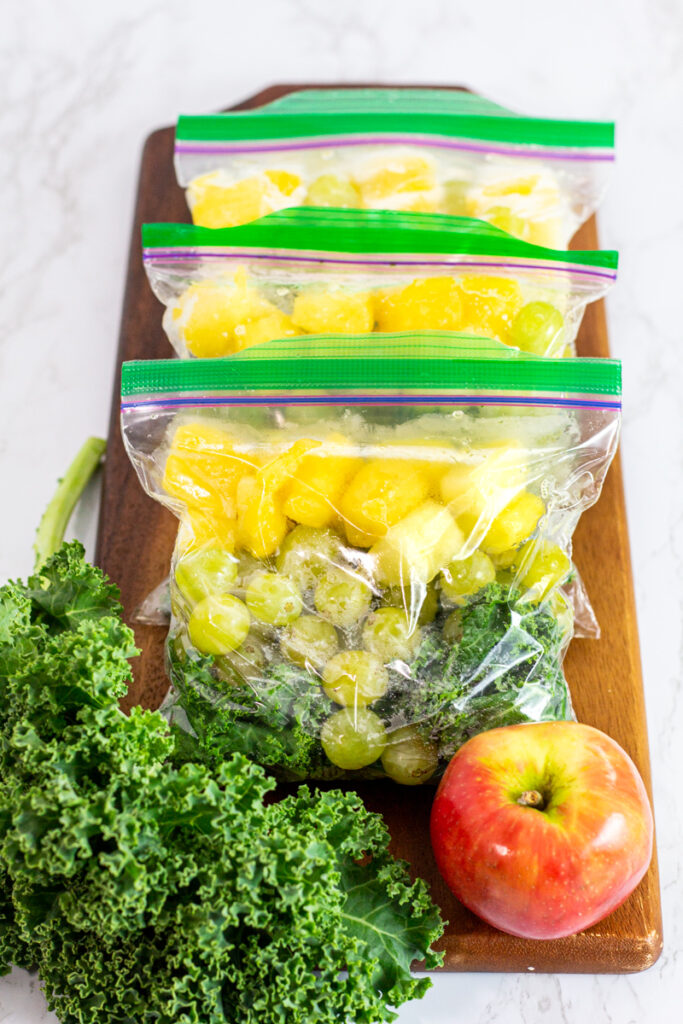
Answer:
[121,335,621,784]
[174,89,614,246]
[143,210,617,359]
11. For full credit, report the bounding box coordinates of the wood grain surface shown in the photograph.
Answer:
[95,84,662,973]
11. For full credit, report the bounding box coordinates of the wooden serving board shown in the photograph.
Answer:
[96,84,662,974]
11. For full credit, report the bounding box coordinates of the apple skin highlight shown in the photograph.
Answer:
[430,722,654,940]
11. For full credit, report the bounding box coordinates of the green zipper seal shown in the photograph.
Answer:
[121,334,621,399]
[176,89,614,150]
[142,210,618,270]
[265,89,517,118]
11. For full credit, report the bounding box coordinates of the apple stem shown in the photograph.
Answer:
[517,790,546,810]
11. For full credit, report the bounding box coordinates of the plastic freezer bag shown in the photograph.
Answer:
[143,209,617,359]
[121,335,621,784]
[174,88,614,247]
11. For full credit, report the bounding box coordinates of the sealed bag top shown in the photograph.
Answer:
[121,336,621,785]
[175,88,615,247]
[143,209,617,359]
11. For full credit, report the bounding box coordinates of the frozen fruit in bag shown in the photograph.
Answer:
[145,210,617,360]
[121,335,621,784]
[175,88,614,244]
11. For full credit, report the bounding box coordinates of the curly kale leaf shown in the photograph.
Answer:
[0,543,444,1021]
[403,583,572,760]
[168,641,332,779]
[25,541,124,631]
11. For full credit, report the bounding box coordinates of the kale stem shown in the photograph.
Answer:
[34,437,107,569]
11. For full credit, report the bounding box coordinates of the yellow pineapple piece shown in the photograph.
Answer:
[172,273,278,358]
[236,475,288,560]
[177,510,237,556]
[440,445,527,534]
[512,540,571,603]
[163,422,257,518]
[282,435,360,528]
[371,500,465,586]
[374,277,463,332]
[380,440,453,495]
[291,289,375,334]
[481,491,545,555]
[263,169,301,196]
[355,153,437,210]
[233,310,301,352]
[236,440,319,558]
[466,170,563,246]
[458,274,524,340]
[340,459,430,546]
[187,169,302,229]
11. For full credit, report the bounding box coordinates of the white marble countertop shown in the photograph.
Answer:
[1,0,681,1021]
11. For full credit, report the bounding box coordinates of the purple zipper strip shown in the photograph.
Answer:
[122,394,621,411]
[143,249,617,281]
[175,135,615,162]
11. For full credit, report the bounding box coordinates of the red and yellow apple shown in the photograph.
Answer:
[430,721,653,939]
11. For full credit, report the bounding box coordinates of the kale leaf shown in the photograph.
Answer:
[0,543,444,1023]
[391,583,572,761]
[167,640,335,779]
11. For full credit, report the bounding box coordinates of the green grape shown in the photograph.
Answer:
[322,650,388,707]
[362,607,422,663]
[321,707,387,770]
[188,594,250,655]
[440,550,495,605]
[280,615,339,671]
[236,550,271,584]
[174,547,238,606]
[314,567,372,627]
[443,608,464,644]
[383,584,438,625]
[305,174,361,209]
[215,632,267,684]
[246,572,303,626]
[381,725,439,785]
[440,179,469,216]
[275,525,342,591]
[507,301,565,356]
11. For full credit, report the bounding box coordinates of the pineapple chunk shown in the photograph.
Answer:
[440,445,527,533]
[374,277,463,332]
[458,274,524,341]
[355,153,437,211]
[340,459,430,546]
[233,310,300,351]
[187,169,303,229]
[163,422,257,518]
[371,500,465,586]
[481,491,545,555]
[512,540,571,603]
[466,170,563,247]
[236,440,319,558]
[177,510,237,556]
[291,289,375,334]
[236,475,288,559]
[282,436,360,528]
[172,274,277,358]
